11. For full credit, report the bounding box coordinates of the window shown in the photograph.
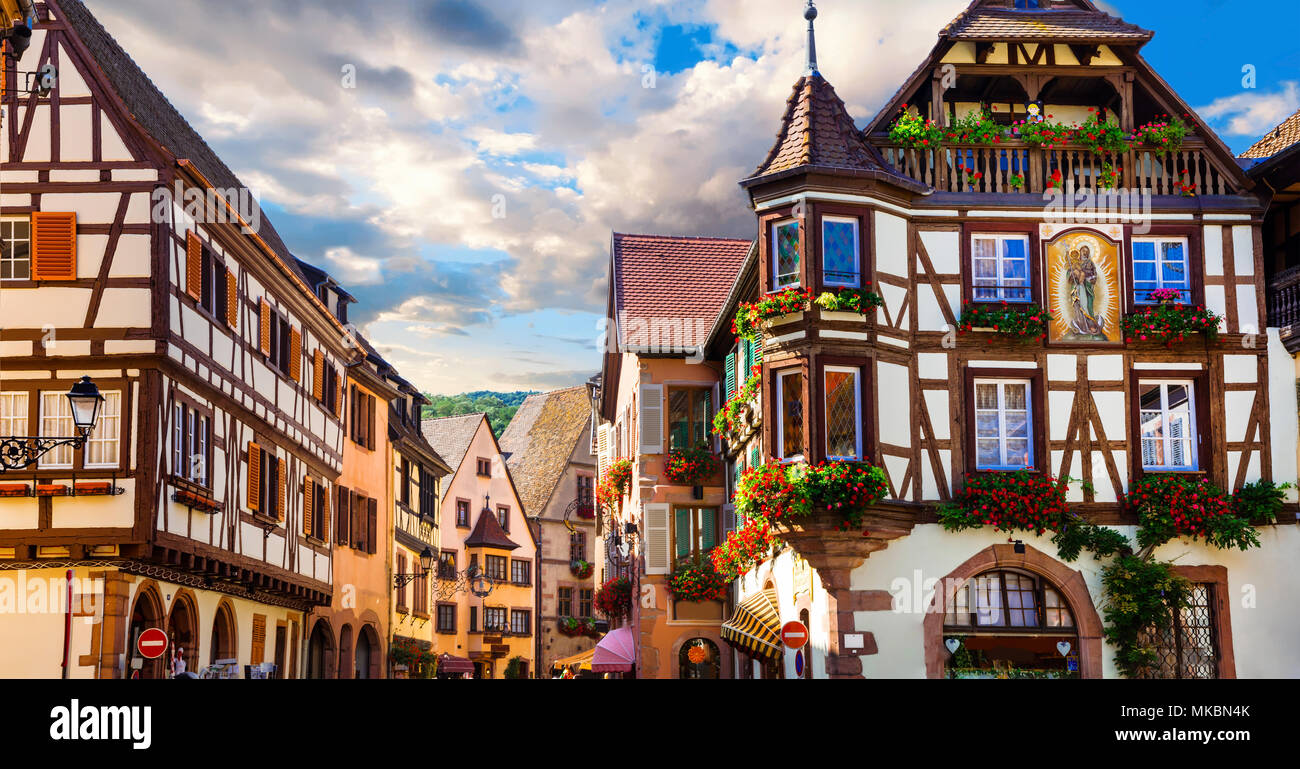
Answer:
[266,312,293,376]
[0,393,27,442]
[438,551,457,579]
[306,479,326,541]
[197,245,229,318]
[419,467,437,517]
[511,559,531,585]
[258,450,284,518]
[413,571,428,616]
[1132,237,1191,305]
[485,555,508,582]
[172,401,210,484]
[349,385,375,448]
[570,531,587,561]
[476,457,491,477]
[1142,583,1219,679]
[557,587,573,617]
[668,388,712,451]
[577,473,594,507]
[399,458,411,506]
[38,392,75,468]
[945,570,1074,629]
[578,589,593,618]
[469,606,478,632]
[674,507,719,561]
[483,607,507,633]
[973,379,1034,471]
[396,553,408,610]
[497,504,510,532]
[771,219,801,289]
[436,604,456,634]
[1,218,31,280]
[823,367,862,460]
[972,234,1031,302]
[456,499,470,527]
[821,216,860,287]
[1138,381,1198,471]
[510,609,531,635]
[777,369,805,461]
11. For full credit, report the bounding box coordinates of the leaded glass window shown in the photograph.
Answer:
[822,217,859,287]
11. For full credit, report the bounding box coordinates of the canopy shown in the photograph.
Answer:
[721,589,782,660]
[591,626,636,672]
[437,653,474,675]
[551,646,595,671]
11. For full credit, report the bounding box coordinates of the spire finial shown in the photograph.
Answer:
[804,1,819,76]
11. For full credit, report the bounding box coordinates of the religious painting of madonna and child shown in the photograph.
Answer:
[1044,229,1123,344]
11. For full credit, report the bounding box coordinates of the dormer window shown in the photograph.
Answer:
[1013,0,1044,8]
[771,219,801,290]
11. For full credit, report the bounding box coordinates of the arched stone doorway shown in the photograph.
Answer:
[306,619,336,679]
[924,543,1103,679]
[677,637,723,679]
[355,625,378,679]
[165,590,199,675]
[126,583,165,679]
[209,600,237,667]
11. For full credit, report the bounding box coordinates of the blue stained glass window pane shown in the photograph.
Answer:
[822,220,858,286]
[776,222,800,287]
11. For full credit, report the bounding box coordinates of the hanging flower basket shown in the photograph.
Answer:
[596,458,634,512]
[712,519,779,581]
[570,559,593,579]
[713,367,762,440]
[663,446,720,486]
[667,556,730,603]
[594,576,632,620]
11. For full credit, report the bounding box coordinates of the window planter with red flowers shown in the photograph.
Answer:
[733,287,814,340]
[712,519,779,581]
[713,367,762,446]
[596,458,634,513]
[958,302,1049,340]
[172,487,223,514]
[593,576,632,621]
[1121,296,1221,347]
[663,446,720,486]
[556,616,600,638]
[813,287,885,316]
[667,556,730,603]
[735,460,890,531]
[1128,474,1259,551]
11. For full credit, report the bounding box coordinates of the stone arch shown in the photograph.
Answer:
[165,588,200,674]
[126,581,165,679]
[306,617,337,679]
[338,623,354,680]
[355,624,381,679]
[923,543,1103,679]
[670,629,733,680]
[209,599,238,667]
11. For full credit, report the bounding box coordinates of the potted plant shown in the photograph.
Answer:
[733,287,814,340]
[1122,295,1221,347]
[667,556,730,603]
[958,301,1049,339]
[570,559,593,579]
[663,445,720,486]
[594,576,632,620]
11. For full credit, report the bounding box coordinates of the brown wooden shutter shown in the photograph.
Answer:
[290,328,302,382]
[31,212,78,281]
[351,491,361,549]
[367,497,378,555]
[277,457,286,521]
[303,478,314,538]
[251,614,266,664]
[320,486,330,542]
[184,231,202,299]
[311,349,324,400]
[333,371,343,419]
[247,442,262,512]
[397,553,407,609]
[225,268,238,327]
[259,300,271,355]
[335,485,351,545]
[366,395,376,450]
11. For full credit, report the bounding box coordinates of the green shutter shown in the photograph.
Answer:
[752,339,763,367]
[701,390,712,446]
[725,352,736,399]
[750,444,760,468]
[701,510,716,551]
[675,508,691,559]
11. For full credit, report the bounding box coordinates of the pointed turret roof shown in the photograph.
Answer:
[464,507,520,551]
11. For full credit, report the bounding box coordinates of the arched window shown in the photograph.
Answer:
[128,585,165,679]
[209,602,236,666]
[943,569,1078,678]
[307,620,333,679]
[166,593,199,675]
[679,638,720,680]
[355,627,374,679]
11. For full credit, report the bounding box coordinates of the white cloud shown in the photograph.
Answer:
[1198,81,1300,137]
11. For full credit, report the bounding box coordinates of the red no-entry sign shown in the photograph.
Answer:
[137,627,168,659]
[781,620,809,650]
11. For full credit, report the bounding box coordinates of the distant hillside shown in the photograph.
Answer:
[422,391,537,436]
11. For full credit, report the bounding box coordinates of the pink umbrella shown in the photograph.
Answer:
[591,626,635,672]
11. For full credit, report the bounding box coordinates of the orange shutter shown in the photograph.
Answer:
[247,442,262,512]
[303,478,315,537]
[277,458,286,521]
[312,350,324,400]
[259,300,271,355]
[334,372,343,419]
[290,328,302,382]
[185,231,202,299]
[225,268,238,327]
[31,212,77,281]
[250,614,266,664]
[321,487,330,542]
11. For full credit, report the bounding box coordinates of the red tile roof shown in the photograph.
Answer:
[1241,109,1300,159]
[612,233,751,351]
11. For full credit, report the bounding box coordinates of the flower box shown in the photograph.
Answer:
[820,311,870,323]
[0,483,31,498]
[36,484,69,497]
[74,482,115,496]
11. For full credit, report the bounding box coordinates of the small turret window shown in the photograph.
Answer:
[771,219,801,290]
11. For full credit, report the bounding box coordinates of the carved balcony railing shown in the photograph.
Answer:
[870,137,1239,197]
[1268,264,1300,351]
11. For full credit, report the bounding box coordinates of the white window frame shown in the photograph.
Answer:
[823,366,862,460]
[776,369,805,463]
[38,392,74,468]
[1131,236,1191,305]
[971,233,1032,303]
[83,391,121,469]
[771,218,801,291]
[0,217,31,281]
[973,378,1034,471]
[821,216,860,288]
[1138,380,1199,471]
[0,392,29,443]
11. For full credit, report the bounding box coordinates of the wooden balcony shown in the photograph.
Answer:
[1268,264,1300,352]
[871,136,1241,197]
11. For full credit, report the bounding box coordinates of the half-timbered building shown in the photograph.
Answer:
[596,0,1300,679]
[0,0,353,678]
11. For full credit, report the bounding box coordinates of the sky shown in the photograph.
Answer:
[84,0,1300,395]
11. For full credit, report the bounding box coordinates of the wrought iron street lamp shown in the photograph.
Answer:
[0,376,103,472]
[392,546,435,589]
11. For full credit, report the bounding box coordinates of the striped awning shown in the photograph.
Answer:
[552,647,595,671]
[721,589,782,660]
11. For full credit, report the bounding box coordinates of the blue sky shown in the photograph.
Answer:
[89,0,1299,395]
